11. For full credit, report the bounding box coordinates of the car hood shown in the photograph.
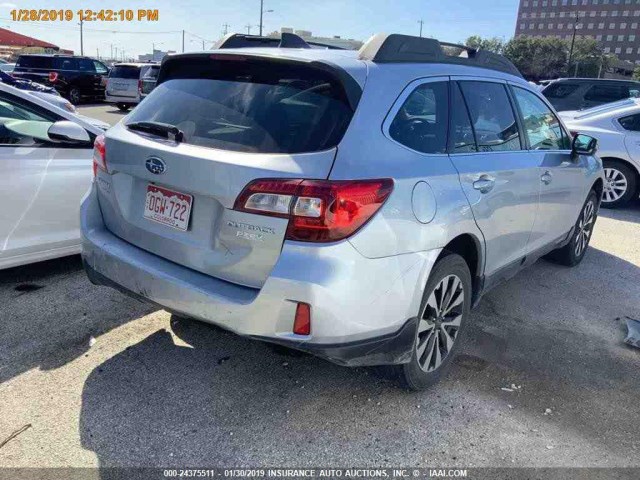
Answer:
[75,114,110,131]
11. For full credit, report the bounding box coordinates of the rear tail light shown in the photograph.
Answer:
[234,178,394,242]
[293,303,311,336]
[48,71,58,83]
[92,134,106,176]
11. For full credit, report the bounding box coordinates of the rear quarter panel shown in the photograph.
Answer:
[330,64,485,262]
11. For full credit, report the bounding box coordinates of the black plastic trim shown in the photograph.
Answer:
[253,317,418,367]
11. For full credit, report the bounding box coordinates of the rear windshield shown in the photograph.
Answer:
[110,66,141,79]
[125,57,354,154]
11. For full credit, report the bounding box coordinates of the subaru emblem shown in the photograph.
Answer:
[145,157,166,175]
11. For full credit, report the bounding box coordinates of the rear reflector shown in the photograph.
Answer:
[293,303,311,336]
[234,178,394,243]
[49,71,58,83]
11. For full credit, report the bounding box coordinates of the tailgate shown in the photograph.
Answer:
[97,54,358,288]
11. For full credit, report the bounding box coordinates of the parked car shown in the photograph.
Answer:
[139,64,160,100]
[0,69,58,95]
[542,78,640,112]
[81,33,604,390]
[105,63,159,111]
[560,98,640,208]
[0,81,106,270]
[12,54,109,105]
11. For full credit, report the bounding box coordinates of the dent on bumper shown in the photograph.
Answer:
[81,184,438,365]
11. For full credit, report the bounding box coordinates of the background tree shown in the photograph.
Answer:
[465,35,505,54]
[634,65,640,81]
[502,36,568,81]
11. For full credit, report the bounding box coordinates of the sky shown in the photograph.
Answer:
[0,0,520,59]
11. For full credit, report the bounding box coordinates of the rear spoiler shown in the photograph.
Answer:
[156,52,362,111]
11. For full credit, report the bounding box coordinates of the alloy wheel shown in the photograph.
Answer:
[575,199,595,257]
[415,274,464,372]
[602,168,628,203]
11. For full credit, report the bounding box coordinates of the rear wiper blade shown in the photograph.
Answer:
[127,121,184,142]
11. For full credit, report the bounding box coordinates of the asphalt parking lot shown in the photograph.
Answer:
[0,104,639,468]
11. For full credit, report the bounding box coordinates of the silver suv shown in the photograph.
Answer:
[81,34,604,390]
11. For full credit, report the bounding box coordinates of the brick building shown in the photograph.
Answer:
[515,0,640,64]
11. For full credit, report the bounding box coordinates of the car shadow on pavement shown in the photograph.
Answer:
[598,197,640,224]
[0,256,155,383]
[78,246,640,468]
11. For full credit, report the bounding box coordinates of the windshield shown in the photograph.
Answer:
[125,58,354,154]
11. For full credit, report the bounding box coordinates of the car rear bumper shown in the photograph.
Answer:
[105,93,139,104]
[81,183,438,366]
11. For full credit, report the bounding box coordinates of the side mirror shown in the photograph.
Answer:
[572,133,597,156]
[48,120,90,144]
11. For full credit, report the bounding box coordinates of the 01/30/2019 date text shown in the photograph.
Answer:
[10,9,159,22]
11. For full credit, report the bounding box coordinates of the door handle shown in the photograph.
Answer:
[472,175,495,193]
[541,171,553,185]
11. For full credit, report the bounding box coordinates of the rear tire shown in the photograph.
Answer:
[116,103,130,112]
[601,160,637,208]
[68,88,81,105]
[546,190,598,267]
[391,253,472,391]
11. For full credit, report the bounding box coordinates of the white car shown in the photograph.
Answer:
[561,98,640,208]
[0,81,107,269]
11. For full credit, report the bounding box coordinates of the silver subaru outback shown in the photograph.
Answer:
[81,33,604,390]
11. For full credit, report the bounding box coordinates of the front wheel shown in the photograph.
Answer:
[546,191,598,267]
[115,103,130,112]
[392,253,472,391]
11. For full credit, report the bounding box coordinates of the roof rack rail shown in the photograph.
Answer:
[214,32,346,51]
[358,33,522,78]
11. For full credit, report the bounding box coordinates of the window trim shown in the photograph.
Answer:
[508,83,572,153]
[381,76,451,157]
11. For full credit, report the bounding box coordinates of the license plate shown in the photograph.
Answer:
[144,184,192,231]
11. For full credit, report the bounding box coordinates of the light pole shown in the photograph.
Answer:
[418,19,424,38]
[259,0,274,36]
[567,11,580,76]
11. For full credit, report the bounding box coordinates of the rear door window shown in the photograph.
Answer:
[78,58,95,72]
[458,81,522,152]
[56,58,78,70]
[584,84,630,103]
[109,66,140,79]
[512,87,570,150]
[543,83,579,99]
[388,81,449,154]
[126,58,355,154]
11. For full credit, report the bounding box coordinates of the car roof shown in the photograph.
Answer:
[113,62,159,68]
[572,97,640,120]
[549,78,640,85]
[174,45,526,90]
